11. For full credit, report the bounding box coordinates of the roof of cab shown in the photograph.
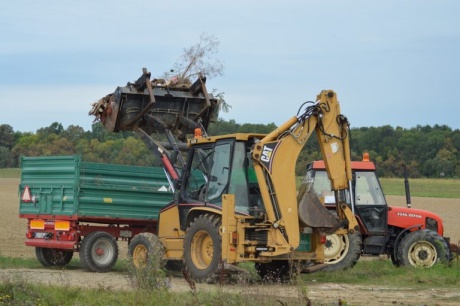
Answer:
[188,133,267,145]
[311,160,376,171]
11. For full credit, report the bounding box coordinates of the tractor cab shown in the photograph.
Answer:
[305,154,389,255]
[179,133,264,224]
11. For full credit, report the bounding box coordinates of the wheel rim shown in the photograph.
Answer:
[190,230,213,270]
[324,234,350,264]
[91,238,114,266]
[132,244,148,268]
[407,241,437,267]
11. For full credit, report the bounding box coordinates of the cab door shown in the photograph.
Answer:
[353,171,388,254]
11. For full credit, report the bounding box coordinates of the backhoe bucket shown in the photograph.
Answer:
[297,183,339,229]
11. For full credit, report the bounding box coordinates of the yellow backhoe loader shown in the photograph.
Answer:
[92,69,359,281]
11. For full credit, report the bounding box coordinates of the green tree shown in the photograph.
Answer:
[0,124,15,149]
[61,125,88,145]
[0,146,14,167]
[237,123,277,134]
[208,118,240,135]
[0,124,16,167]
[37,122,64,136]
[112,137,158,166]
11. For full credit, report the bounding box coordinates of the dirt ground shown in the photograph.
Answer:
[2,178,460,305]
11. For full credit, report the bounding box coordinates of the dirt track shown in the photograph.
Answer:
[2,178,460,305]
[1,267,460,305]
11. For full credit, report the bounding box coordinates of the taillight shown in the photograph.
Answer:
[26,231,35,239]
[320,235,327,244]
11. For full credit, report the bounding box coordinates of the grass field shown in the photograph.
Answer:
[0,168,20,178]
[379,177,460,198]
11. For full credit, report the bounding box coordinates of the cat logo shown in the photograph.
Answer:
[261,146,273,163]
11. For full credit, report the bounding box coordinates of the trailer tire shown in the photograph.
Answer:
[79,231,119,273]
[397,229,449,268]
[322,232,362,272]
[35,247,73,267]
[128,233,165,269]
[184,214,221,282]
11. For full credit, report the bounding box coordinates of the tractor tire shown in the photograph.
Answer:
[322,232,362,272]
[128,233,165,269]
[397,229,450,267]
[390,252,400,266]
[79,231,119,273]
[184,214,222,282]
[35,247,73,267]
[255,261,291,283]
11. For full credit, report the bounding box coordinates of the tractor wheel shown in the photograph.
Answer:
[35,247,73,267]
[128,233,165,269]
[79,231,119,272]
[184,214,222,282]
[322,232,362,272]
[390,252,400,266]
[397,229,450,267]
[255,261,291,283]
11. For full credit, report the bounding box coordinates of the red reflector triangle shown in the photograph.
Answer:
[22,186,32,202]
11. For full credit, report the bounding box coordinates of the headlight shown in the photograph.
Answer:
[425,217,438,232]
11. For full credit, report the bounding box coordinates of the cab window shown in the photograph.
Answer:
[206,142,232,204]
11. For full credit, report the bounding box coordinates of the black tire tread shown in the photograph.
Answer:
[396,229,450,267]
[184,214,222,282]
[322,232,362,272]
[35,247,73,267]
[128,232,165,267]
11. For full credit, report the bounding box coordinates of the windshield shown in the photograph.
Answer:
[183,139,258,214]
[307,170,386,205]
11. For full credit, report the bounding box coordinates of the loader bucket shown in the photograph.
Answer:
[90,69,219,140]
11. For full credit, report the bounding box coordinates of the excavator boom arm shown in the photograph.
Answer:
[252,90,355,248]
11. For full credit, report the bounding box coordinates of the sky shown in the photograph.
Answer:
[1,1,459,133]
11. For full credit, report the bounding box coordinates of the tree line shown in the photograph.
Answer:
[1,120,459,178]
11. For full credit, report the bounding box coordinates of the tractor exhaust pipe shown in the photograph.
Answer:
[403,164,411,208]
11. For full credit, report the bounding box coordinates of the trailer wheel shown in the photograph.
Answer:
[79,231,119,272]
[397,229,449,267]
[255,261,291,282]
[322,232,362,272]
[184,214,221,282]
[128,233,165,269]
[35,247,73,267]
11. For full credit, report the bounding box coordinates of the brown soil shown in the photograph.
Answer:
[2,178,460,305]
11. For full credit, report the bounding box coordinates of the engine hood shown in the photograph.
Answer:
[387,206,444,235]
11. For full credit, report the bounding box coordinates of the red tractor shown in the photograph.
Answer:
[304,154,452,270]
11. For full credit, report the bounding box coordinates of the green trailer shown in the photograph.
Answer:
[19,155,173,272]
